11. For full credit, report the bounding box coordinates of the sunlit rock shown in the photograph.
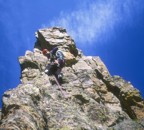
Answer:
[0,27,144,130]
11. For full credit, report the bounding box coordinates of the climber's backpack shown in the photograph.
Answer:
[56,50,65,68]
[49,47,65,67]
[56,50,64,60]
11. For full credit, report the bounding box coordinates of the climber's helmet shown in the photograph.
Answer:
[42,49,49,55]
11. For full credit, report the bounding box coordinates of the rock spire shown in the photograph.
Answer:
[0,27,144,130]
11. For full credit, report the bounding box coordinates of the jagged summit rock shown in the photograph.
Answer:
[0,27,144,130]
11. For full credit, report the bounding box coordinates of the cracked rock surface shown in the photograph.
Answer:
[0,27,144,130]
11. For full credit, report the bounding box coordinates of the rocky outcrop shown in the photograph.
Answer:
[0,27,144,130]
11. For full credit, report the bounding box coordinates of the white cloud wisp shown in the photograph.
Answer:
[50,0,144,45]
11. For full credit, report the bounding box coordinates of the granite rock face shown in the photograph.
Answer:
[0,27,144,130]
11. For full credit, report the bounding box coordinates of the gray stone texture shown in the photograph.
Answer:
[0,27,144,130]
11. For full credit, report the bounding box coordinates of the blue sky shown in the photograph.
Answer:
[0,0,144,107]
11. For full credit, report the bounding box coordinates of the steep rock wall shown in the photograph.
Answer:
[0,27,144,130]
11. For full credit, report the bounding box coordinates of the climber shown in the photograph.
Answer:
[42,47,65,83]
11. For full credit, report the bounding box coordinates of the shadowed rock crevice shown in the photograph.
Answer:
[95,67,144,120]
[0,27,144,130]
[20,60,40,71]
